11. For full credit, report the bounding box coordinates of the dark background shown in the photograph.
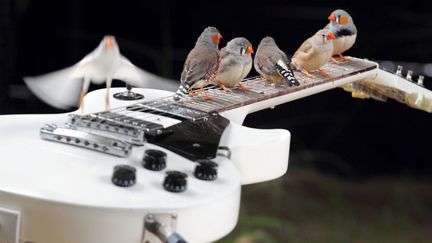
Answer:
[1,0,432,178]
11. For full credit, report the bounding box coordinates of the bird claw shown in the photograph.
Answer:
[331,55,350,64]
[203,95,213,101]
[301,70,316,79]
[331,57,345,64]
[317,69,332,79]
[78,91,85,113]
[188,89,199,97]
[217,82,232,92]
[237,83,251,91]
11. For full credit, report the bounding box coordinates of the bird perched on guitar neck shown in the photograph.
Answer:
[24,35,178,111]
[173,26,222,101]
[212,37,254,92]
[291,29,335,79]
[326,9,357,63]
[253,37,299,86]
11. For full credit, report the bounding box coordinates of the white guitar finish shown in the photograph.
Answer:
[0,58,387,243]
[0,88,292,243]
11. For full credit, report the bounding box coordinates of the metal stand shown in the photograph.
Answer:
[142,214,187,243]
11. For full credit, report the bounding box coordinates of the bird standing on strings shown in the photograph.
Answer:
[212,37,254,92]
[254,36,299,86]
[24,35,178,110]
[291,29,335,79]
[173,26,222,101]
[326,9,357,63]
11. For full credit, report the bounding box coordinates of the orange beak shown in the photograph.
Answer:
[246,45,254,54]
[327,32,336,40]
[106,36,113,48]
[212,33,222,45]
[328,14,336,22]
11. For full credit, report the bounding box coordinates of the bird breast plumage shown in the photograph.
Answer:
[332,34,357,55]
[214,55,252,87]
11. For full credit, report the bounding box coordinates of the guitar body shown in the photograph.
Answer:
[0,88,290,243]
[4,57,416,243]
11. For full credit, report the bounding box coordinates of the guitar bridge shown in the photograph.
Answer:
[68,114,146,145]
[40,124,132,157]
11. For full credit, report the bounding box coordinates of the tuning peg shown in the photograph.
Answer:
[406,70,413,81]
[395,65,403,76]
[417,75,425,86]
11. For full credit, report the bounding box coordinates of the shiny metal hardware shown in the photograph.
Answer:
[40,124,132,157]
[143,213,187,243]
[113,84,144,101]
[217,146,232,159]
[136,102,209,121]
[68,114,146,145]
[395,65,403,76]
[406,70,413,81]
[417,75,425,86]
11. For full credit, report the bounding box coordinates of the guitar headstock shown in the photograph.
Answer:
[342,62,432,113]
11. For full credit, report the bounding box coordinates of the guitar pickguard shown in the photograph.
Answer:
[146,112,230,161]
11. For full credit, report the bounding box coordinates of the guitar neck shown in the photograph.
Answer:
[145,57,378,116]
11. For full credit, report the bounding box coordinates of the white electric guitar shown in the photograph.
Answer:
[0,57,430,243]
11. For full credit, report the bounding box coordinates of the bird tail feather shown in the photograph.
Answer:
[276,60,300,86]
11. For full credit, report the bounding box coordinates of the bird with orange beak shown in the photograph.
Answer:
[291,29,336,79]
[174,26,222,101]
[325,9,358,63]
[24,35,178,110]
[253,36,299,87]
[212,37,254,92]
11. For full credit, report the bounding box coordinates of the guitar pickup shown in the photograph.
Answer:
[40,124,132,157]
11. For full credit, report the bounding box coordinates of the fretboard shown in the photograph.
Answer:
[74,57,377,142]
[139,57,377,117]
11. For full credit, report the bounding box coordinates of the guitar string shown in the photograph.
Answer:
[74,59,360,130]
[76,75,267,129]
[67,59,369,142]
[76,74,294,128]
[75,75,295,134]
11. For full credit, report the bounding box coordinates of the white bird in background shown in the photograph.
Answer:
[24,35,178,110]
